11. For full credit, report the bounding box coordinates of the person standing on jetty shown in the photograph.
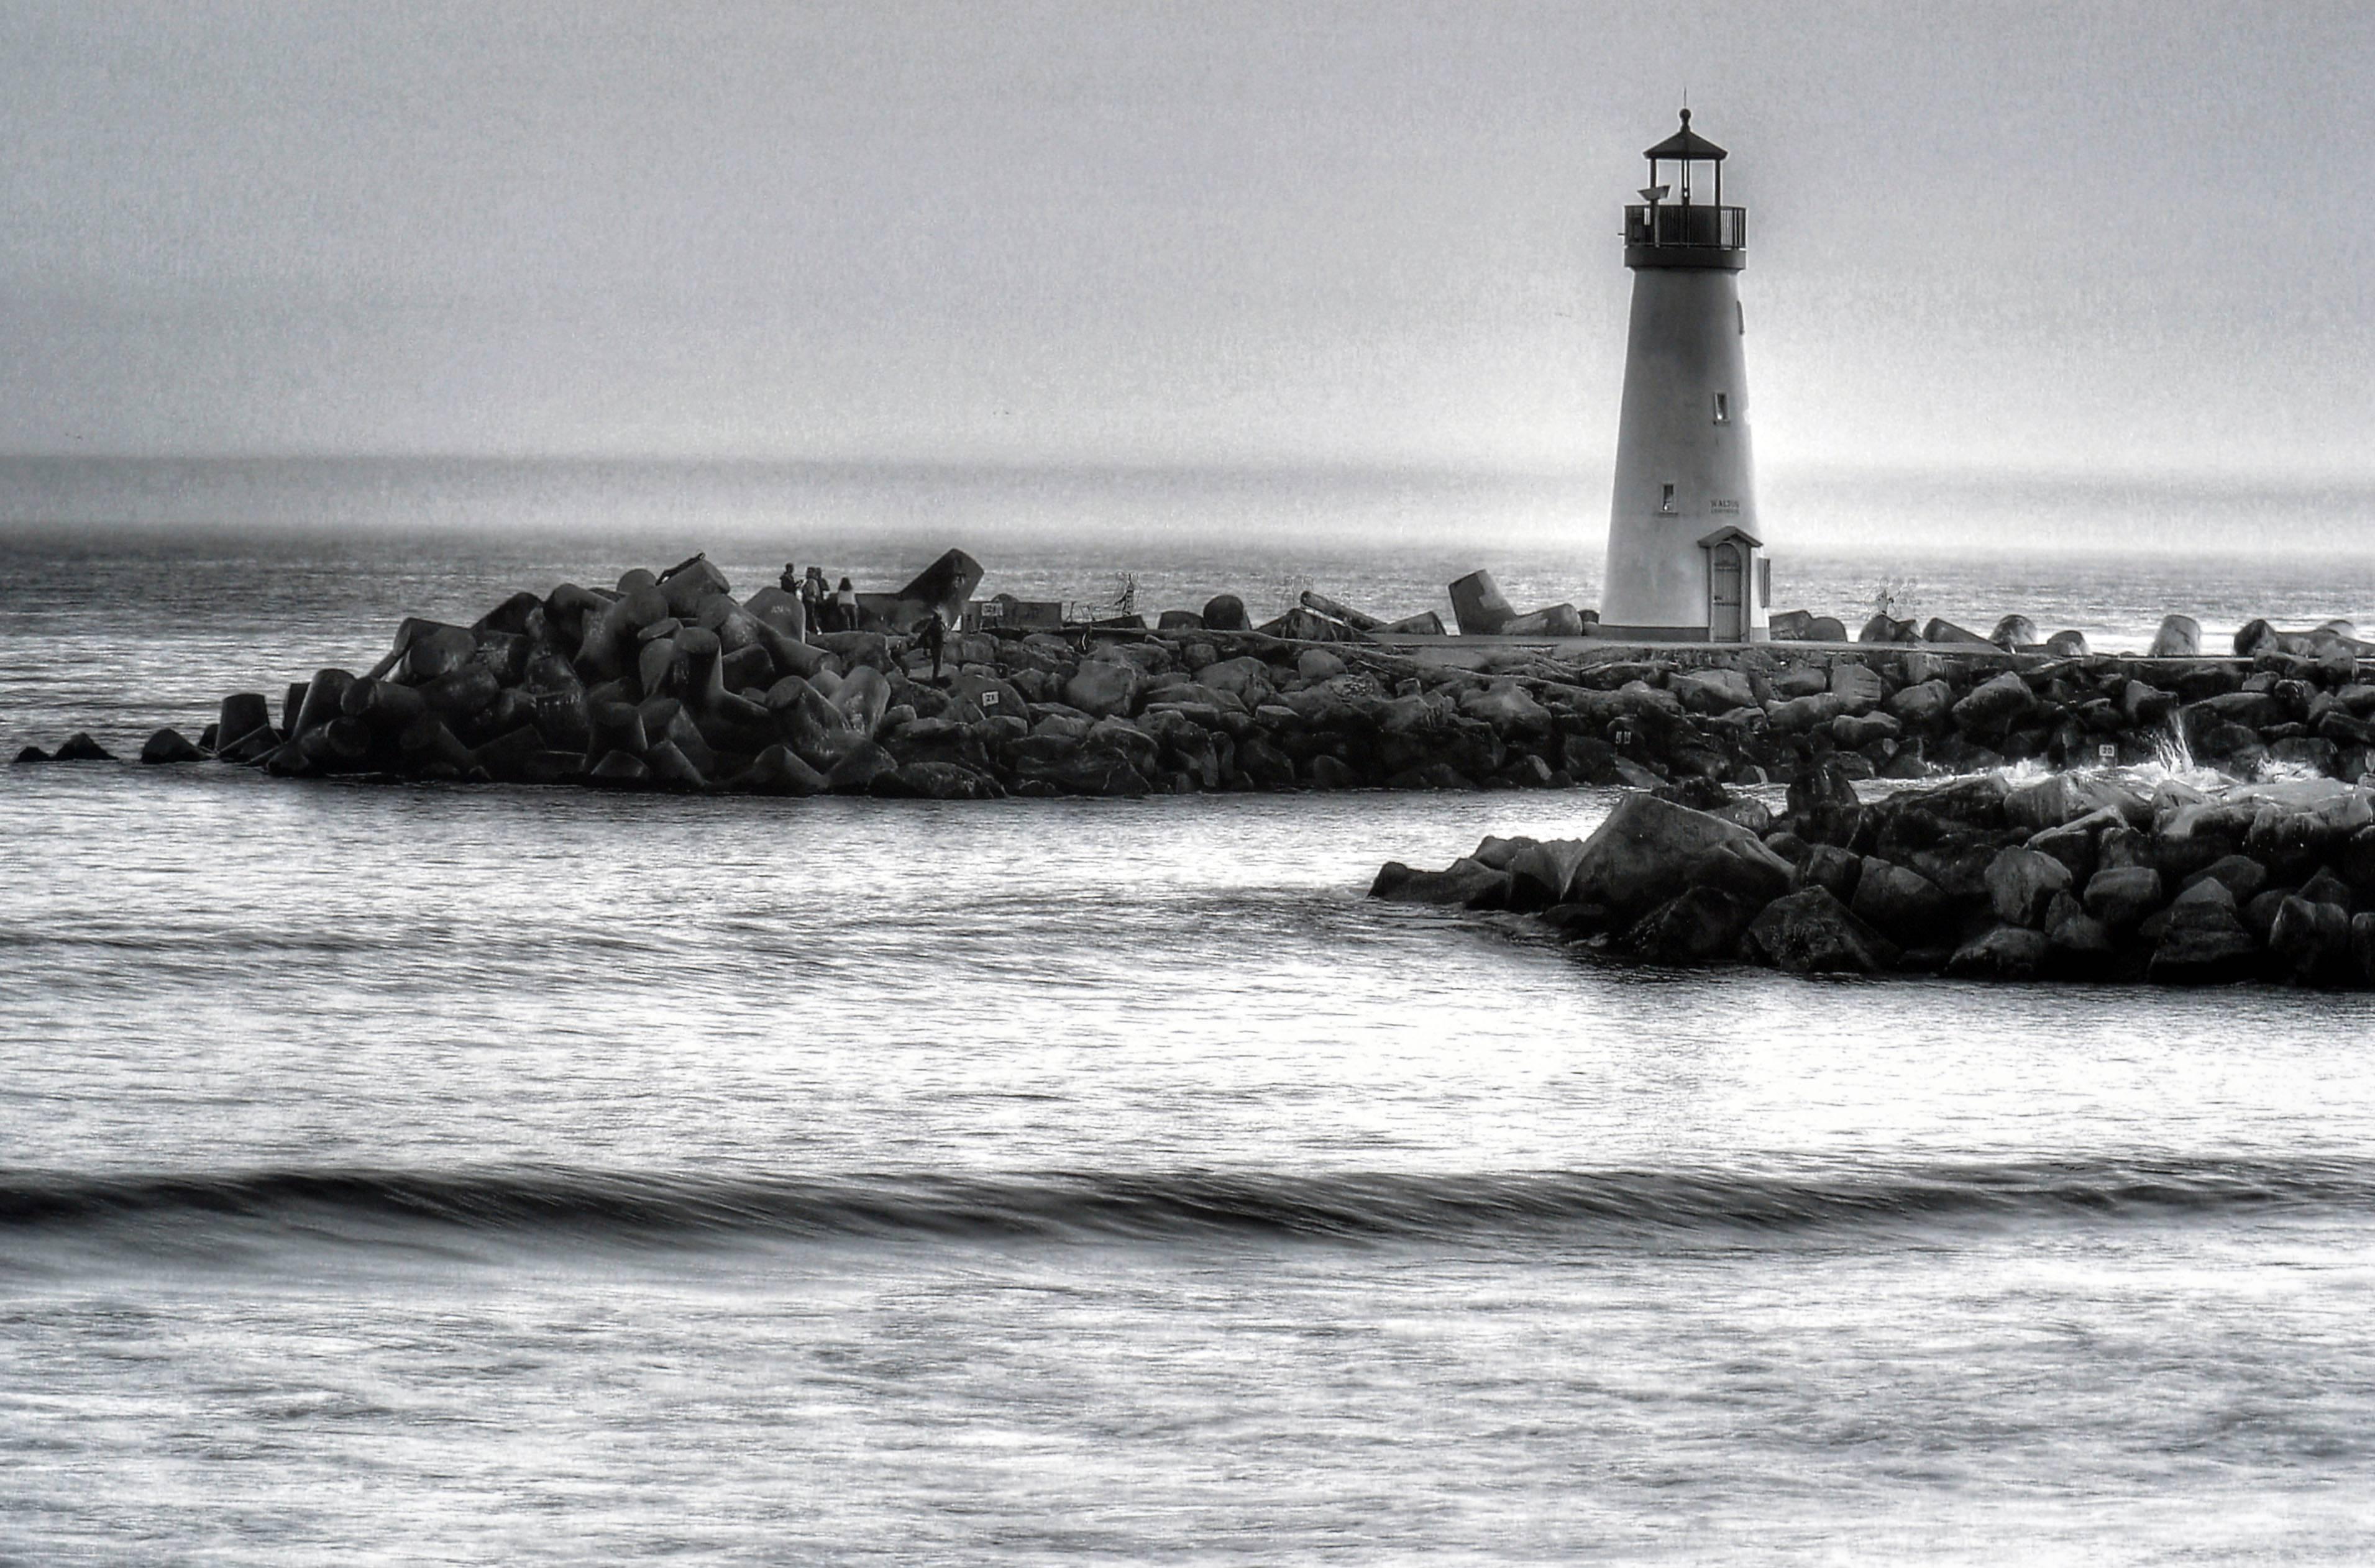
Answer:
[922,609,948,683]
[779,561,800,595]
[834,576,859,632]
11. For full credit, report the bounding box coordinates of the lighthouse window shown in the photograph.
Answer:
[1659,483,1677,514]
[1713,393,1730,424]
[1736,301,1745,335]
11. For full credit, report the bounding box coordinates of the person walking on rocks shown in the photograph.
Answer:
[922,609,948,683]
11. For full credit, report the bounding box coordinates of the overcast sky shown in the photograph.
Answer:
[2,0,2369,480]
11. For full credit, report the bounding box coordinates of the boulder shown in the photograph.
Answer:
[587,750,650,785]
[1370,858,1511,907]
[1508,839,1591,908]
[1063,656,1155,722]
[48,732,114,762]
[1951,672,2038,738]
[1884,678,1956,726]
[1828,662,1888,712]
[876,761,1000,800]
[1448,570,1517,636]
[735,744,829,796]
[1922,618,1996,648]
[1990,615,2040,651]
[1783,758,1863,848]
[139,728,206,765]
[2003,773,2146,834]
[824,739,899,794]
[2044,909,2117,977]
[2181,854,2269,903]
[657,554,734,619]
[2146,615,2203,659]
[2146,880,2260,985]
[2045,630,2090,658]
[1944,924,2051,979]
[1296,649,1349,683]
[1744,887,1898,974]
[2269,895,2353,985]
[217,692,275,750]
[1565,791,1794,922]
[1202,595,1251,632]
[1792,844,1862,903]
[1850,857,1954,939]
[1459,683,1553,736]
[1985,847,2075,927]
[1671,668,1756,714]
[1623,886,1762,965]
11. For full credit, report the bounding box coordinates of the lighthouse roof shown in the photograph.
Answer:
[1644,109,1726,162]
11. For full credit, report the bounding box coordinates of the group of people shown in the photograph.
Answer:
[780,561,950,678]
[780,563,862,634]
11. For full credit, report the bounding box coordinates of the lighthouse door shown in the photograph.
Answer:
[1708,544,1744,642]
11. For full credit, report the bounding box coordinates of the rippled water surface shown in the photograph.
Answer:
[7,527,2375,1563]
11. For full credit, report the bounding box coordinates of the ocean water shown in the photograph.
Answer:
[8,475,2375,1562]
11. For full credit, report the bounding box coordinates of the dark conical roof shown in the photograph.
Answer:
[1644,107,1726,162]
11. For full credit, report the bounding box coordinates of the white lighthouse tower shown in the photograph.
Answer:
[1599,109,1766,642]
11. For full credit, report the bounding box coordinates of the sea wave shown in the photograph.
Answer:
[0,1160,2364,1248]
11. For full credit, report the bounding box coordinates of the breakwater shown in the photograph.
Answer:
[15,555,2375,798]
[1373,767,2375,988]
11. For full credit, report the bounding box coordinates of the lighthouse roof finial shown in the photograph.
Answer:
[1644,107,1726,162]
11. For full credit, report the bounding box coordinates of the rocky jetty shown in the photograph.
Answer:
[20,553,2375,799]
[1373,766,2375,988]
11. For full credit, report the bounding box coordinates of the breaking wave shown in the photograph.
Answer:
[1,1159,2365,1250]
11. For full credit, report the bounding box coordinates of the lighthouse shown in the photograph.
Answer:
[1599,109,1765,642]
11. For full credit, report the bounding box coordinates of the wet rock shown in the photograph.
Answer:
[1849,857,1953,940]
[2269,895,2353,985]
[587,750,649,785]
[1623,886,1762,965]
[217,692,275,751]
[1945,924,2050,979]
[140,727,206,765]
[2082,865,2164,929]
[2146,879,2260,985]
[2180,853,2269,903]
[51,732,116,762]
[1370,858,1509,906]
[1792,844,1862,903]
[824,739,899,794]
[1296,649,1348,682]
[1567,792,1793,923]
[1951,672,2038,739]
[1783,758,1862,848]
[736,744,829,796]
[1508,839,1591,908]
[876,761,1000,800]
[2045,630,2090,658]
[1744,887,1898,974]
[13,745,50,763]
[1987,847,2074,926]
[2044,909,2116,977]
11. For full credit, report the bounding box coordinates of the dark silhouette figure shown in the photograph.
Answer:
[922,610,948,683]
